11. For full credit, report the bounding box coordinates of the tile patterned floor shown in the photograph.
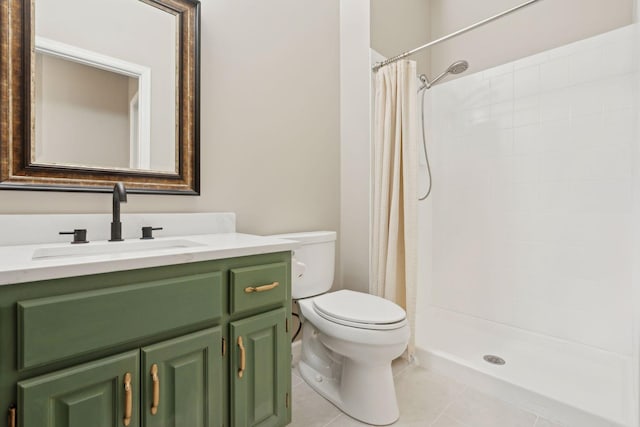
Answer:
[290,360,566,427]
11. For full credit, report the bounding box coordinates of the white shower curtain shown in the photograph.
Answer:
[372,60,418,357]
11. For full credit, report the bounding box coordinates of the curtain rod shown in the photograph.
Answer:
[372,0,543,72]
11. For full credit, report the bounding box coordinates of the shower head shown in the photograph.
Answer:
[447,60,469,75]
[419,60,469,90]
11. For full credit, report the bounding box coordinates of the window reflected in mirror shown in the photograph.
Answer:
[33,0,178,174]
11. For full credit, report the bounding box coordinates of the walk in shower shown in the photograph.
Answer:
[415,23,640,427]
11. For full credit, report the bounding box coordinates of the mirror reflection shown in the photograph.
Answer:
[34,0,178,173]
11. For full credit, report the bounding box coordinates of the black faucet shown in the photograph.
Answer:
[109,182,128,242]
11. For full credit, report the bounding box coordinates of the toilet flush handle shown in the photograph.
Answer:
[292,257,306,279]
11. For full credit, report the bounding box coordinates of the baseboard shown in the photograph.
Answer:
[415,347,625,427]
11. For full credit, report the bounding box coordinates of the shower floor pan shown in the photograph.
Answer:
[417,307,633,427]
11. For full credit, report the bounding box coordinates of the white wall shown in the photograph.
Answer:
[430,0,633,78]
[340,0,371,293]
[419,25,638,355]
[369,1,633,93]
[1,0,342,270]
[370,0,430,74]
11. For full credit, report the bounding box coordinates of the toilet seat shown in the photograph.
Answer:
[312,290,407,330]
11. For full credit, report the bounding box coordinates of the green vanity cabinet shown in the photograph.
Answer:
[230,308,290,427]
[0,251,292,427]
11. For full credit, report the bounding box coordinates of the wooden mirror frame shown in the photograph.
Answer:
[0,0,200,194]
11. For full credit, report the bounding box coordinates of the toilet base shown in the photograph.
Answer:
[298,357,400,426]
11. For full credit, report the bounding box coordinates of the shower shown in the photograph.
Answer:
[418,60,469,200]
[419,60,469,90]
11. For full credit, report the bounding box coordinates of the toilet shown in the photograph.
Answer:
[271,231,410,426]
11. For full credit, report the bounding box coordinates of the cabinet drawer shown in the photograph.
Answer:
[230,262,287,315]
[18,272,223,370]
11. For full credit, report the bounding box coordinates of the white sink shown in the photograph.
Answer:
[32,239,206,260]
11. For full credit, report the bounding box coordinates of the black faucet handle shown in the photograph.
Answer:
[141,227,163,240]
[60,229,89,244]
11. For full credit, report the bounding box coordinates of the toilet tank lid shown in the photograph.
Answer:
[268,231,336,245]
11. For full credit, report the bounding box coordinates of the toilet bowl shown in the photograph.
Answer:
[269,231,410,425]
[298,291,410,425]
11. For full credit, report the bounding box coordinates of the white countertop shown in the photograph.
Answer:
[0,233,298,286]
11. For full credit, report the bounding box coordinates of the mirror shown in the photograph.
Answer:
[0,0,200,194]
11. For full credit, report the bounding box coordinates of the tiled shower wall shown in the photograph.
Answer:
[424,25,639,355]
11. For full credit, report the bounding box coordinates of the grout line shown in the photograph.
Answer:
[392,360,412,378]
[291,379,304,390]
[322,412,345,427]
[461,382,548,424]
[430,385,469,426]
[395,359,420,380]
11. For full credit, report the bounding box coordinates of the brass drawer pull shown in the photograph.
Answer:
[8,406,15,427]
[123,372,133,426]
[151,364,160,415]
[237,336,246,378]
[244,281,279,293]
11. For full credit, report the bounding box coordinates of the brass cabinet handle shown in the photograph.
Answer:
[151,364,160,415]
[123,372,133,426]
[8,407,15,427]
[244,281,279,293]
[237,336,246,378]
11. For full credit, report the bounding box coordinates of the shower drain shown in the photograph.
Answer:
[483,355,506,365]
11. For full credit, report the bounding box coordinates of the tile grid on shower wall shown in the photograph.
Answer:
[427,24,638,356]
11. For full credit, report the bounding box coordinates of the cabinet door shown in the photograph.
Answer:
[141,328,223,427]
[18,350,140,427]
[231,308,290,427]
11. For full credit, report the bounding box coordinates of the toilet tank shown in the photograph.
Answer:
[269,231,336,299]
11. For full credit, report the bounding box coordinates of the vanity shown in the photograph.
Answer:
[0,0,299,422]
[0,213,296,427]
